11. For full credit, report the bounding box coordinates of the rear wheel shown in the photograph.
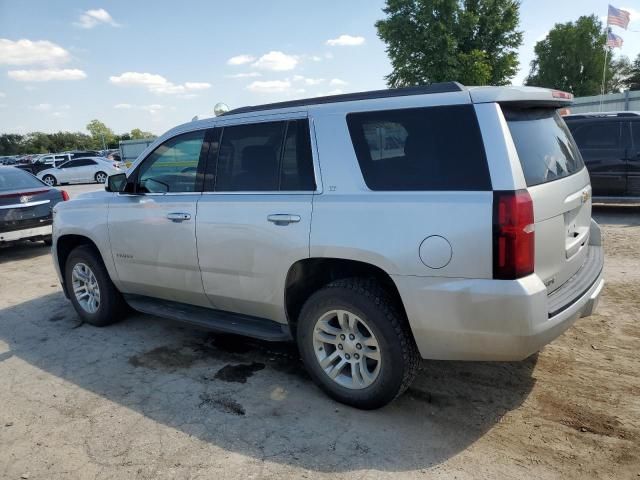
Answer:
[65,245,127,326]
[42,174,56,186]
[95,171,107,183]
[297,278,420,409]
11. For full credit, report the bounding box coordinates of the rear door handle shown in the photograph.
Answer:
[267,214,301,225]
[166,212,191,222]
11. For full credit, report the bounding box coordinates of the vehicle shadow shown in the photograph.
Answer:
[0,292,538,473]
[592,205,640,227]
[0,241,50,264]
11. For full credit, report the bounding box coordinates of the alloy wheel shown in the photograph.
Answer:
[312,309,381,389]
[71,262,101,314]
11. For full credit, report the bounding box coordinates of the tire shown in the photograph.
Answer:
[297,278,420,409]
[64,245,127,327]
[42,174,56,186]
[95,171,107,184]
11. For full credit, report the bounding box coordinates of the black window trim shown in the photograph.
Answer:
[202,116,319,195]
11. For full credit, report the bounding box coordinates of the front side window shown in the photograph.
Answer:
[137,130,205,193]
[214,119,315,192]
[347,105,491,191]
[569,121,621,149]
[58,160,79,169]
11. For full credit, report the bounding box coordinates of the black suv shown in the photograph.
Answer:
[564,112,640,200]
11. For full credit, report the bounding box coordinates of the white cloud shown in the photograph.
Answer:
[29,103,52,111]
[0,39,71,66]
[8,68,87,81]
[621,7,640,21]
[329,78,348,86]
[246,80,292,93]
[227,54,256,66]
[326,35,365,47]
[252,51,298,71]
[109,72,211,95]
[293,75,325,86]
[113,103,165,114]
[75,8,119,29]
[226,72,262,78]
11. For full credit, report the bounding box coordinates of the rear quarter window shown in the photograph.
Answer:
[347,105,491,191]
[503,108,584,187]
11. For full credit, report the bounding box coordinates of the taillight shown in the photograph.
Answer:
[493,190,535,279]
[61,190,70,201]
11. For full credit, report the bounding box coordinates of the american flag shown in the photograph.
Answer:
[606,30,624,48]
[607,5,631,29]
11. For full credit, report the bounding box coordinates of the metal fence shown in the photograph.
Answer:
[570,90,640,113]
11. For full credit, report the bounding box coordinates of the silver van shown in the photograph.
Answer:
[52,83,604,409]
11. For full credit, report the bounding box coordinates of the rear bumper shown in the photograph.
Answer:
[393,222,604,361]
[0,224,52,243]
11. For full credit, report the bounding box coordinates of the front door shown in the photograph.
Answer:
[570,120,627,196]
[108,129,211,306]
[196,118,317,322]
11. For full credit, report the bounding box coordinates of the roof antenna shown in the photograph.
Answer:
[214,102,230,116]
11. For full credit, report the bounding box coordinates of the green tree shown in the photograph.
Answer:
[375,0,523,87]
[0,134,24,155]
[525,15,626,96]
[626,54,640,91]
[86,119,115,149]
[130,128,155,140]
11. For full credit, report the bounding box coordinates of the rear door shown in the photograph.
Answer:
[567,119,627,196]
[503,107,591,293]
[628,120,640,196]
[196,118,316,322]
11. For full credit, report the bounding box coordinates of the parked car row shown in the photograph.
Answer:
[37,156,122,186]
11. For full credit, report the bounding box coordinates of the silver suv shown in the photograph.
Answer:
[52,83,604,409]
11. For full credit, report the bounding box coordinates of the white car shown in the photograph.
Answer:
[37,157,121,186]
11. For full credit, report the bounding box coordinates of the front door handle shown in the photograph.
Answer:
[267,214,301,226]
[167,212,191,222]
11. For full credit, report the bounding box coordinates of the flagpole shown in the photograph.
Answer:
[600,45,609,112]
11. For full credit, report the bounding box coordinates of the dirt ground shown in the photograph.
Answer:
[0,202,638,479]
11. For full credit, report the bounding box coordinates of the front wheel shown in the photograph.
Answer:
[95,171,107,183]
[297,278,420,409]
[42,174,56,186]
[65,245,128,326]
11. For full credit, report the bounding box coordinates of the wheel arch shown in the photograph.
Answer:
[56,234,104,296]
[284,257,408,335]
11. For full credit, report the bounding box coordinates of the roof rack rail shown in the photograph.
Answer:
[222,82,466,116]
[566,111,640,119]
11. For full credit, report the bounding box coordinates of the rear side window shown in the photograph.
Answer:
[347,105,491,191]
[214,119,315,192]
[504,108,584,187]
[569,121,621,149]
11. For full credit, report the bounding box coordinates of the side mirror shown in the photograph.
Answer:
[106,173,128,192]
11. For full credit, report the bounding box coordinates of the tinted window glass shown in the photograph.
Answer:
[630,122,640,148]
[347,105,491,191]
[138,130,205,193]
[569,121,621,149]
[59,160,79,169]
[280,120,316,191]
[504,108,585,187]
[0,168,45,191]
[215,121,285,191]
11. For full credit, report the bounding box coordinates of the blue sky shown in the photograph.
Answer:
[0,0,639,136]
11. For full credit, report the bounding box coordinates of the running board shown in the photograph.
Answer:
[123,294,292,342]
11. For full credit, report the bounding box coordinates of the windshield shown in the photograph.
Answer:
[503,108,585,186]
[0,168,46,191]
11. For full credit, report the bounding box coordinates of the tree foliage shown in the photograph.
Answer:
[376,0,523,87]
[0,120,157,156]
[626,54,640,91]
[525,15,627,96]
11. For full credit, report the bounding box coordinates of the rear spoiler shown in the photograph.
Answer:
[468,86,574,108]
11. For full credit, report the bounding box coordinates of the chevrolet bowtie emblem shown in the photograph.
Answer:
[581,190,590,203]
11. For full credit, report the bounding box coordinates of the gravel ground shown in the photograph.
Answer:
[0,205,638,479]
